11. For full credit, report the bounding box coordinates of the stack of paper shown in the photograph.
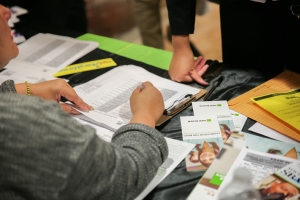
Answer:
[72,64,201,131]
[1,33,99,84]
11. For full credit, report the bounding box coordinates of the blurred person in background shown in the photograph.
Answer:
[166,0,300,85]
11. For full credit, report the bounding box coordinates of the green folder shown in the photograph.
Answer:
[77,33,172,70]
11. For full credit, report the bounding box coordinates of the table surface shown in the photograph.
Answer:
[64,46,274,200]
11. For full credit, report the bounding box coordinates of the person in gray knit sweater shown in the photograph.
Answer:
[0,5,168,200]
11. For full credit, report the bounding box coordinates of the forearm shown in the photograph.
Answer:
[15,83,39,96]
[15,83,27,95]
[172,35,191,52]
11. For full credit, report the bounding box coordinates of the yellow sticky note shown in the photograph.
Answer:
[53,58,117,77]
[251,87,300,131]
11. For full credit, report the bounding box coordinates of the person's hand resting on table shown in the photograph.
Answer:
[15,79,93,114]
[129,81,164,128]
[169,35,209,86]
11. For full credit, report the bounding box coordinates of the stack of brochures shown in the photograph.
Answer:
[180,101,247,172]
[185,101,300,200]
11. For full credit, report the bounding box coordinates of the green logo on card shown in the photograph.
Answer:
[234,114,239,116]
[209,172,226,186]
[217,104,222,106]
[207,119,211,122]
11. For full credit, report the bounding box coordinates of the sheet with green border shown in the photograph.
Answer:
[77,33,172,70]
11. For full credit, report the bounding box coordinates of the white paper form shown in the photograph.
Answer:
[73,65,201,131]
[75,117,195,200]
[4,33,98,81]
[215,148,300,200]
[249,122,299,145]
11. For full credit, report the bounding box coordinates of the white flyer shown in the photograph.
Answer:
[180,115,223,172]
[192,101,235,143]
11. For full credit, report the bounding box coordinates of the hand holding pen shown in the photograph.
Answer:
[129,82,164,127]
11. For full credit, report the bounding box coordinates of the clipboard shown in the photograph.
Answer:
[156,88,207,126]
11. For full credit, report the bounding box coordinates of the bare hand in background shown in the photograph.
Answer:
[169,35,209,86]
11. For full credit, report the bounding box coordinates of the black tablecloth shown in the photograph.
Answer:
[65,48,275,200]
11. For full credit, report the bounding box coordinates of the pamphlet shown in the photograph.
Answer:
[187,132,247,200]
[253,162,300,200]
[180,116,223,172]
[214,148,300,200]
[244,133,300,160]
[192,101,235,143]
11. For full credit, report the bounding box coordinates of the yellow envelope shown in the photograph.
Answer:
[251,88,300,131]
[228,70,300,142]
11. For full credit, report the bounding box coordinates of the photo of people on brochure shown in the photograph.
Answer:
[254,174,300,200]
[244,134,300,160]
[219,123,233,143]
[185,138,224,172]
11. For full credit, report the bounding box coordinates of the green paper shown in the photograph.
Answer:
[77,33,172,70]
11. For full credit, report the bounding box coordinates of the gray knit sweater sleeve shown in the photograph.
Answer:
[0,80,17,93]
[0,93,168,200]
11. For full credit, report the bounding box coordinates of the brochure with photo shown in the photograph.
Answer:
[214,147,300,200]
[244,133,300,160]
[180,116,223,172]
[253,162,300,200]
[187,132,247,200]
[192,101,235,143]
